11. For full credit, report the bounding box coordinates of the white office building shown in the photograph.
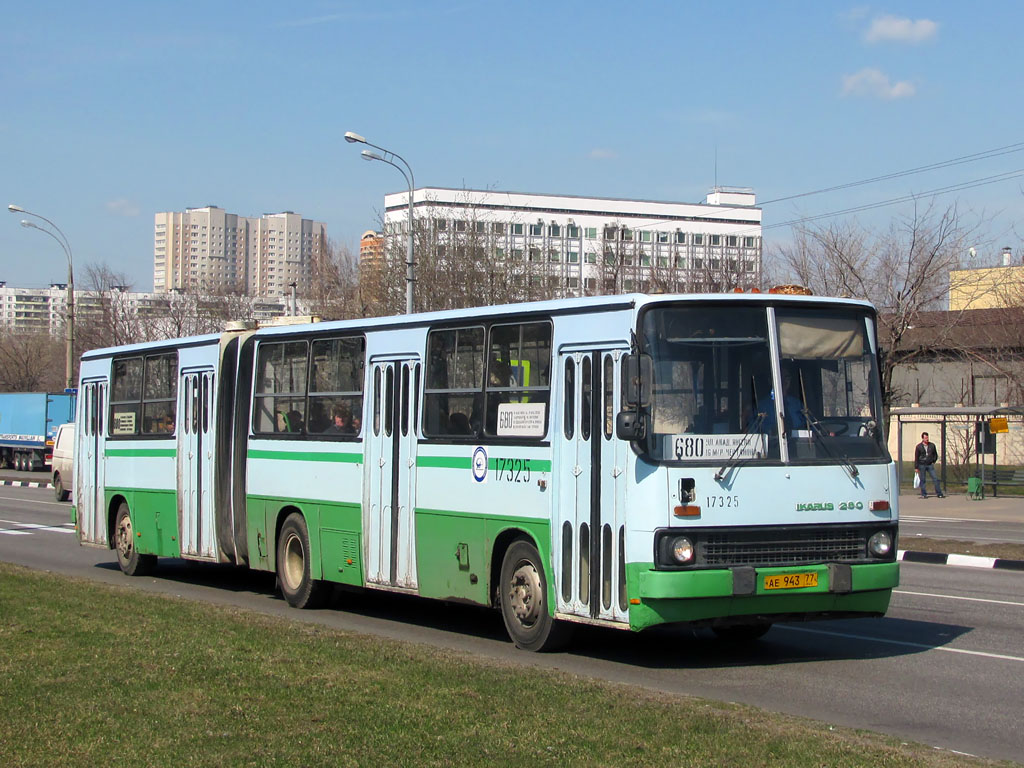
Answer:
[154,207,327,296]
[381,187,762,297]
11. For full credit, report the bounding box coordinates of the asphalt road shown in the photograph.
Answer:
[1,486,1022,763]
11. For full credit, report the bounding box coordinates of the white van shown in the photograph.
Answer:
[52,422,74,502]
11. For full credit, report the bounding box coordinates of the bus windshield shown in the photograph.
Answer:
[639,304,888,465]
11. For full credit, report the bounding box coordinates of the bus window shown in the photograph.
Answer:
[580,356,592,441]
[563,358,575,440]
[308,336,364,437]
[640,306,774,462]
[423,326,484,438]
[253,341,308,435]
[485,321,551,438]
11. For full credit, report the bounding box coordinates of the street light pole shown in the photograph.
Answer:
[344,132,416,315]
[8,205,76,390]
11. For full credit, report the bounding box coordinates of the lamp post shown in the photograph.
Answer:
[7,205,75,390]
[344,131,416,315]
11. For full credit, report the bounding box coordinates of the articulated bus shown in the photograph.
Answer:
[74,293,899,651]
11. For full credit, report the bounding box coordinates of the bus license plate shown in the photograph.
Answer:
[764,572,818,590]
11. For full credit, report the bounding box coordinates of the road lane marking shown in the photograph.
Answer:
[895,589,1024,608]
[902,515,994,523]
[0,519,76,535]
[778,625,1024,663]
[0,493,71,507]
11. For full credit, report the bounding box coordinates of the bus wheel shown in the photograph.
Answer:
[277,513,326,609]
[114,503,155,576]
[712,622,772,643]
[499,540,571,652]
[54,474,70,502]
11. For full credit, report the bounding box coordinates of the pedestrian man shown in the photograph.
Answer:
[914,431,944,498]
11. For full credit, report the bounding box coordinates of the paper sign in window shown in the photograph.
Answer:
[496,403,546,437]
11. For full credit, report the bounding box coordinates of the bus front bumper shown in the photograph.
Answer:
[628,561,899,632]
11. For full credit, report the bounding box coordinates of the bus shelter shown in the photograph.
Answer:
[890,406,1024,497]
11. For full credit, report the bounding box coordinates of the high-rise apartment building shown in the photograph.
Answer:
[381,187,762,297]
[154,206,326,296]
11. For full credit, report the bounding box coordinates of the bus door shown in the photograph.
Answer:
[364,357,421,589]
[178,368,216,559]
[76,379,107,546]
[556,348,630,623]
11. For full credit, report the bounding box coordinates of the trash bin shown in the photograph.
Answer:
[967,476,983,500]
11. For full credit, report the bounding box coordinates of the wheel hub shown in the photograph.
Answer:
[509,562,542,626]
[116,515,133,559]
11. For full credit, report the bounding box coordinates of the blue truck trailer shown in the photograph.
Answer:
[0,392,76,471]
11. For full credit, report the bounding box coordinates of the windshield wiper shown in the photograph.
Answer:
[714,411,766,482]
[798,404,860,479]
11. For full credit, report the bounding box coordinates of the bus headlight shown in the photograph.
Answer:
[671,536,695,564]
[868,530,892,557]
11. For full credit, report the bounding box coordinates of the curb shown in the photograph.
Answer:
[0,480,52,489]
[898,549,1024,572]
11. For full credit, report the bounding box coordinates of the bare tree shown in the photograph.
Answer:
[0,330,64,392]
[76,263,141,352]
[772,201,980,416]
[306,239,360,321]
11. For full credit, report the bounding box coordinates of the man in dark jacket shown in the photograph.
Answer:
[914,431,944,498]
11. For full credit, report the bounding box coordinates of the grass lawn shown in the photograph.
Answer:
[0,563,1013,768]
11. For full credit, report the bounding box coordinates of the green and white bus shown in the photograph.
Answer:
[74,293,899,650]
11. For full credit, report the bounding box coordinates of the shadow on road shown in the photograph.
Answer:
[93,558,973,667]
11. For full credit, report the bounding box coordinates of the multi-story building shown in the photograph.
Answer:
[0,283,302,338]
[381,187,762,298]
[154,206,327,296]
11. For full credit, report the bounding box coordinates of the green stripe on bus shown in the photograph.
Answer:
[105,448,177,458]
[417,456,553,472]
[247,449,362,464]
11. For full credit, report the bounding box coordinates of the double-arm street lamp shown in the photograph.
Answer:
[7,204,76,390]
[344,131,416,315]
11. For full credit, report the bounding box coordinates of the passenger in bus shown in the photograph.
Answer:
[448,411,472,434]
[284,409,304,433]
[325,405,353,434]
[756,368,806,432]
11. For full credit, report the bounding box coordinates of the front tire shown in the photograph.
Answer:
[499,539,571,652]
[114,502,155,576]
[277,513,327,609]
[54,473,70,502]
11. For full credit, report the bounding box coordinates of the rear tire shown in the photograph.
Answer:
[277,513,327,609]
[499,539,572,652]
[54,473,70,502]
[712,622,772,643]
[114,502,156,576]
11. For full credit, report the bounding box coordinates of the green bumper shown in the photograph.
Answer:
[628,561,899,631]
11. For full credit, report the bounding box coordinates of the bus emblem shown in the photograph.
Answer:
[472,446,488,483]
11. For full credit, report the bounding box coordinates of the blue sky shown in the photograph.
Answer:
[2,1,1023,290]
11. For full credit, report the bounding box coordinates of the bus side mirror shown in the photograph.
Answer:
[616,410,646,441]
[622,354,652,408]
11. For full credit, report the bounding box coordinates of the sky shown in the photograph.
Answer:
[2,1,1024,290]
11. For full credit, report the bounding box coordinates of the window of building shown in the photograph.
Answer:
[530,223,544,237]
[585,227,598,239]
[567,225,580,238]
[492,222,505,235]
[434,218,447,231]
[568,251,579,263]
[744,236,756,248]
[692,234,704,245]
[512,223,524,235]
[549,224,561,237]
[727,235,737,247]
[603,226,618,240]
[710,235,721,246]
[657,232,669,243]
